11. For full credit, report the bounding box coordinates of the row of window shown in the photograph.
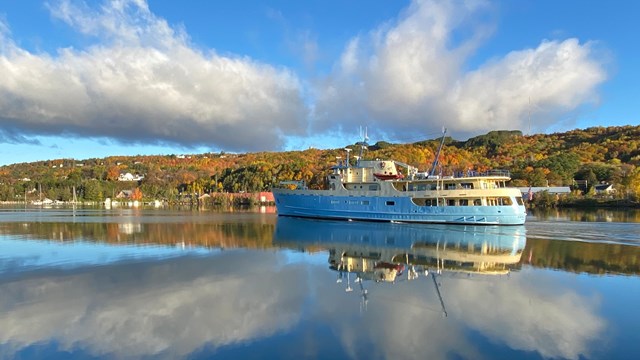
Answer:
[344,184,380,191]
[330,199,371,205]
[336,180,507,192]
[412,197,520,206]
[327,197,523,207]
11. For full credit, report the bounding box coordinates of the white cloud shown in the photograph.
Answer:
[0,0,307,152]
[0,0,609,152]
[313,0,606,140]
[452,39,606,133]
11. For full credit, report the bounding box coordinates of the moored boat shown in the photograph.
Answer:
[273,132,527,225]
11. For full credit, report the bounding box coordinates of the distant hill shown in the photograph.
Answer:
[1,125,639,202]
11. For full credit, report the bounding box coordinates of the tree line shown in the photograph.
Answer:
[1,125,639,203]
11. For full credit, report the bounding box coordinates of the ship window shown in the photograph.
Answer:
[486,197,512,206]
[369,185,379,191]
[473,199,482,206]
[362,200,370,205]
[447,199,456,206]
[386,201,395,206]
[461,183,473,189]
[330,200,340,204]
[516,197,524,205]
[446,183,456,190]
[459,199,469,206]
[411,198,441,206]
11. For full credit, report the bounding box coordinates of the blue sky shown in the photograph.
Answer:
[0,0,638,166]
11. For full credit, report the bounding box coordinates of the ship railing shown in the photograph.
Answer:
[277,180,308,190]
[454,169,511,178]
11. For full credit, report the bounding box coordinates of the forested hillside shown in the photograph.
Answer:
[1,125,639,203]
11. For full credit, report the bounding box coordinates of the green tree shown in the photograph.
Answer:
[526,168,548,187]
[585,169,598,192]
[82,181,104,201]
[537,152,580,184]
[628,168,640,200]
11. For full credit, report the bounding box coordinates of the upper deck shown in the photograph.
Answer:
[332,159,511,187]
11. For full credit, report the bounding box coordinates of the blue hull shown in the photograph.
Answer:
[273,192,527,225]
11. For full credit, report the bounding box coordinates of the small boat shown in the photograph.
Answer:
[273,131,527,225]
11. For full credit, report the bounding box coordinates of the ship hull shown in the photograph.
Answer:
[273,190,527,225]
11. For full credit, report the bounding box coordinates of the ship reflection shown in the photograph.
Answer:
[275,217,526,277]
[274,217,526,314]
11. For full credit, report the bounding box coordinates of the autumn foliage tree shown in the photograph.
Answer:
[131,188,143,201]
[1,125,640,202]
[106,166,121,181]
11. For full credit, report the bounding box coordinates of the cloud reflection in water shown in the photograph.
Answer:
[0,251,307,358]
[0,235,605,359]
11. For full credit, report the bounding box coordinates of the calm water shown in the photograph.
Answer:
[1,207,639,360]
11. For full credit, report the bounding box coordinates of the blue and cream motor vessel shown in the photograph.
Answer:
[273,151,527,225]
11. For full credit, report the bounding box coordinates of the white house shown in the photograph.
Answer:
[594,183,615,195]
[116,190,133,199]
[118,173,145,182]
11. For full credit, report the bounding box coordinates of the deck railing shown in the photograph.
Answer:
[454,169,511,178]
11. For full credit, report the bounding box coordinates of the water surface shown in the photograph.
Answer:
[1,207,639,359]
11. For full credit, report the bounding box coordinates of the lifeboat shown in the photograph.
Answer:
[373,172,404,180]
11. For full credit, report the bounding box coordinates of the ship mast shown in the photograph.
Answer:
[428,128,447,178]
[355,126,369,167]
[344,148,351,167]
